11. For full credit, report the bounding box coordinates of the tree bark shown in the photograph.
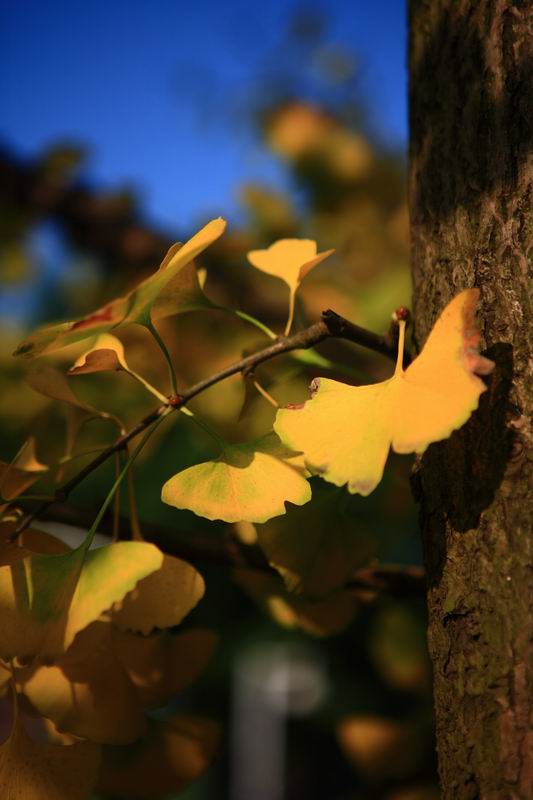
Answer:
[408,1,532,798]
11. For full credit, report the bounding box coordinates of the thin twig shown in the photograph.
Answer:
[11,309,405,538]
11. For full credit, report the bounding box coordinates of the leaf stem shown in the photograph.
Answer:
[230,308,277,340]
[394,320,406,377]
[81,410,169,548]
[147,321,178,395]
[125,368,168,404]
[284,290,296,337]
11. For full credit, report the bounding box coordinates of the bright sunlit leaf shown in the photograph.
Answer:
[13,218,226,358]
[161,432,311,523]
[275,289,494,495]
[0,527,163,664]
[247,239,334,333]
[0,695,101,800]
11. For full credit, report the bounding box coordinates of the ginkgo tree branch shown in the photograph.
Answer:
[11,308,407,538]
[37,503,425,598]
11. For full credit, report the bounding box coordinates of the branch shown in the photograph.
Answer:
[38,504,425,598]
[12,309,405,538]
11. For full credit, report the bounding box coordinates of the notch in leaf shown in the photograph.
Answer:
[274,289,494,496]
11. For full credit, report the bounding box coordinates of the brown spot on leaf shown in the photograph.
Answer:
[70,303,117,331]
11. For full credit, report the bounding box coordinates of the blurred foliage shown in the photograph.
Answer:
[0,12,438,800]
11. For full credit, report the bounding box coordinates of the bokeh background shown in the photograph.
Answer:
[1,1,439,798]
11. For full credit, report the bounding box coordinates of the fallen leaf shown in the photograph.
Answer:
[13,218,226,358]
[275,290,494,495]
[161,432,311,523]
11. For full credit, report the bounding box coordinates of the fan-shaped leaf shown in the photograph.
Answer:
[0,528,163,664]
[17,621,145,745]
[0,698,101,800]
[275,290,494,496]
[257,483,375,597]
[111,553,205,635]
[161,432,311,523]
[13,218,226,358]
[247,239,334,293]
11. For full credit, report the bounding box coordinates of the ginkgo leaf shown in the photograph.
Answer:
[16,625,216,745]
[151,249,216,320]
[256,483,375,597]
[0,439,48,502]
[17,621,145,745]
[235,569,357,637]
[26,364,103,416]
[247,239,334,334]
[13,218,226,358]
[161,432,311,523]
[0,527,163,664]
[0,697,101,800]
[111,553,205,635]
[97,714,221,799]
[274,290,494,496]
[68,332,129,374]
[113,627,218,708]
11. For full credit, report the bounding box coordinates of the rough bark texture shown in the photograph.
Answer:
[408,1,532,798]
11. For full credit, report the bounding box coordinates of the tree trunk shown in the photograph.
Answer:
[407,1,532,798]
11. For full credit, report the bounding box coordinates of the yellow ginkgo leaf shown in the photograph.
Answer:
[247,239,334,334]
[111,553,205,635]
[13,218,226,358]
[0,695,101,800]
[17,620,145,745]
[68,333,129,374]
[161,432,311,523]
[68,332,168,402]
[274,289,494,496]
[0,527,163,664]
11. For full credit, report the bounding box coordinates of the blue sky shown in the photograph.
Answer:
[1,0,407,233]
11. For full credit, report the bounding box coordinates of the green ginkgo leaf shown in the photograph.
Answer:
[13,218,226,359]
[161,432,311,523]
[0,527,163,664]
